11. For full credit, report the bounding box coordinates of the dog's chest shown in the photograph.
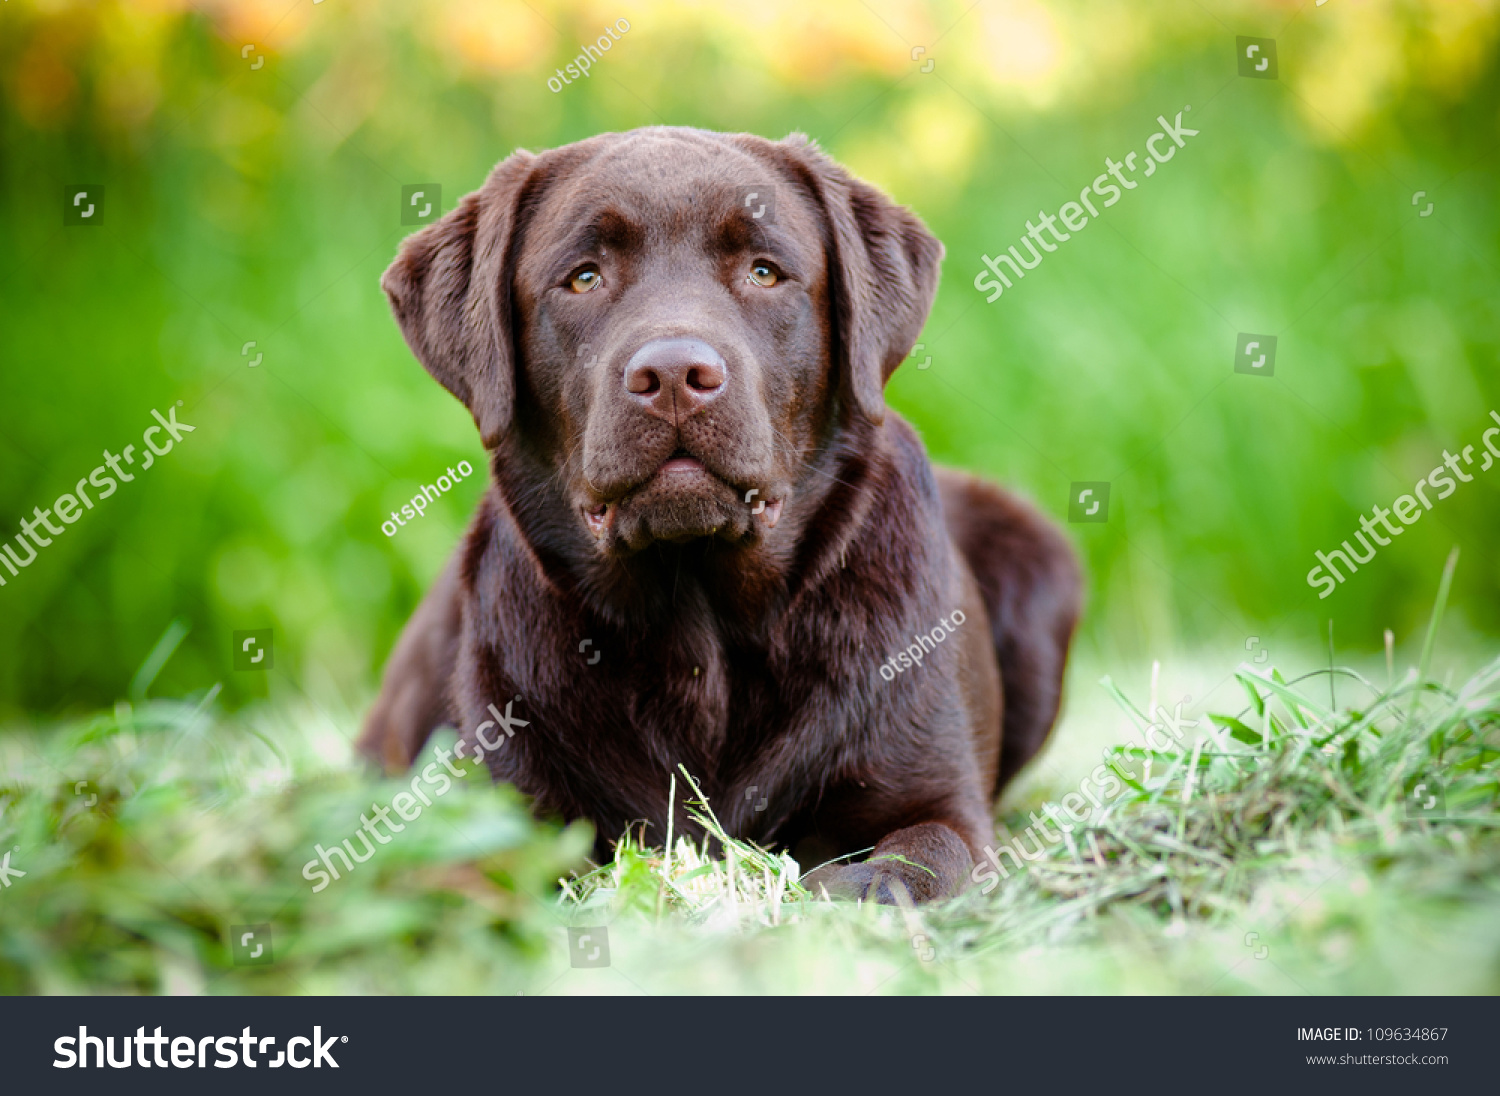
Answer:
[597,629,751,761]
[536,633,816,833]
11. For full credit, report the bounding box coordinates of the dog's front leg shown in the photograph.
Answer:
[801,822,974,904]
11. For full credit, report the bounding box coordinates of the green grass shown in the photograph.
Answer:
[3,578,1498,994]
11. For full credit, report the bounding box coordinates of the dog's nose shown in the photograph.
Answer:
[623,337,726,420]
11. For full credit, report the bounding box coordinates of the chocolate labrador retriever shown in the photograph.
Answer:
[358,126,1080,903]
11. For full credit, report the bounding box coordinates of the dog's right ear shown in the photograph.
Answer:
[380,150,537,448]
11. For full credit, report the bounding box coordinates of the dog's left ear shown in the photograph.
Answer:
[780,135,943,424]
[381,150,538,448]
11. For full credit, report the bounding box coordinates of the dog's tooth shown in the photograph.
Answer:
[584,502,613,538]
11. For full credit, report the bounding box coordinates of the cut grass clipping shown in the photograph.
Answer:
[0,553,1496,992]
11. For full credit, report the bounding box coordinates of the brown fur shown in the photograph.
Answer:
[358,127,1082,903]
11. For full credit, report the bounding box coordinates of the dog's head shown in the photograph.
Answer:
[382,127,941,556]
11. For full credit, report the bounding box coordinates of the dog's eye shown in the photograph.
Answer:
[569,265,603,293]
[747,262,780,288]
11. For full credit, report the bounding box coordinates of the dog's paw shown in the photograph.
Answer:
[799,824,973,904]
[799,861,910,904]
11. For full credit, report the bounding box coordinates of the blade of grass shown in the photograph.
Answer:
[1409,547,1460,732]
[128,618,190,703]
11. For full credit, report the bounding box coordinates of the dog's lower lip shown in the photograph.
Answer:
[661,455,704,473]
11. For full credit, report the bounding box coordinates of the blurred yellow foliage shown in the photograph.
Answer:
[6,0,1499,147]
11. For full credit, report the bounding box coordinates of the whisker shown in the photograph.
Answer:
[767,426,861,494]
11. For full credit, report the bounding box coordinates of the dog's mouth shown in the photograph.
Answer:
[659,448,705,474]
[581,449,784,549]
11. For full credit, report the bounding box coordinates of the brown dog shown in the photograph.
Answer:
[358,127,1081,903]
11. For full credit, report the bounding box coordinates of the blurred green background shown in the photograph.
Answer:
[1,0,1497,721]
